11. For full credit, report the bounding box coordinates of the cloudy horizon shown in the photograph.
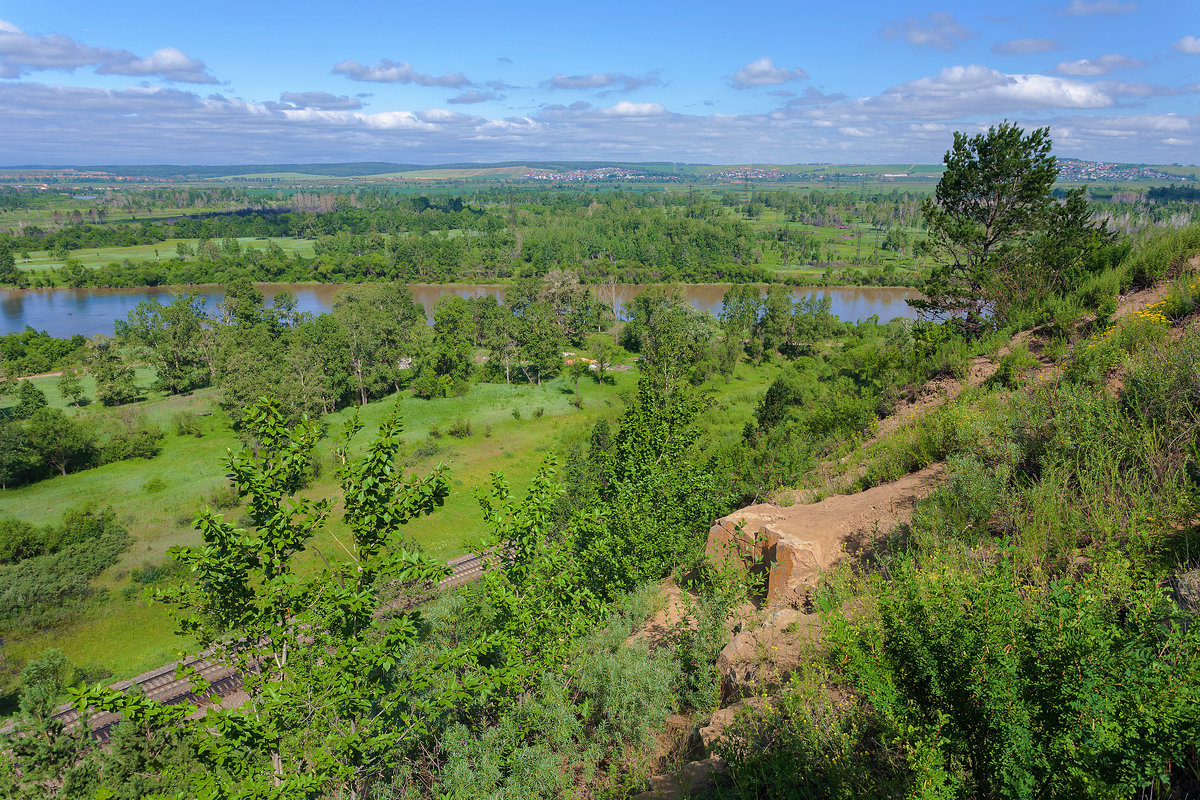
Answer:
[1,1,1197,166]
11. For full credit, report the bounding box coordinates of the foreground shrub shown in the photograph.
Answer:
[828,555,1200,800]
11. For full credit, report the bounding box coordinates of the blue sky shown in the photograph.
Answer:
[0,0,1197,165]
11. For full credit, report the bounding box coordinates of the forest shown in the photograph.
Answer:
[0,124,1198,800]
[3,177,1198,291]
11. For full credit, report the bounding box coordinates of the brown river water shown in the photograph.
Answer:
[0,283,920,338]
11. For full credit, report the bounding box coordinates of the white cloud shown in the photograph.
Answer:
[273,91,362,110]
[730,57,807,88]
[781,87,847,106]
[866,65,1117,116]
[96,46,217,84]
[1173,36,1200,55]
[447,89,498,104]
[1058,0,1137,15]
[992,38,1059,56]
[600,101,668,117]
[0,18,125,77]
[1055,53,1146,75]
[543,72,660,92]
[0,19,215,83]
[0,76,1193,166]
[881,13,977,51]
[332,59,469,87]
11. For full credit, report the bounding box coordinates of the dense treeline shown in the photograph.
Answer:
[0,329,85,377]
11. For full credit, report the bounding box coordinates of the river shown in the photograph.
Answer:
[0,283,921,338]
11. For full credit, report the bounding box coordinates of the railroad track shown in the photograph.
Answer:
[19,551,490,742]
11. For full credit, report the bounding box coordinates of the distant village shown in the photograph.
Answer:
[520,167,655,182]
[1057,159,1192,183]
[711,168,783,181]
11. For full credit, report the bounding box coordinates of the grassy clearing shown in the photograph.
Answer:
[16,237,316,272]
[0,350,782,689]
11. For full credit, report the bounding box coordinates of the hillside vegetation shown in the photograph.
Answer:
[1,125,1198,799]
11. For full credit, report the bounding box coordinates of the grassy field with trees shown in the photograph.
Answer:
[1,130,1199,798]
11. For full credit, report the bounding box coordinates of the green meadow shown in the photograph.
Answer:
[0,351,781,688]
[16,237,316,272]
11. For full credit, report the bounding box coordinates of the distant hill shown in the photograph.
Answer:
[1,159,1193,183]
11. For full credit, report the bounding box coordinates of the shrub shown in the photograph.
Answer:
[0,505,130,629]
[447,419,471,439]
[1120,223,1200,290]
[830,555,1200,799]
[98,413,164,463]
[205,483,240,511]
[19,649,74,697]
[142,477,167,493]
[171,411,203,438]
[0,517,43,564]
[986,344,1039,389]
[511,408,521,420]
[576,623,680,750]
[408,440,439,463]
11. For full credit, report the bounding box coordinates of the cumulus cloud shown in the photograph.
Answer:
[271,91,362,110]
[881,65,1134,112]
[786,65,1128,126]
[543,72,660,92]
[0,18,124,77]
[1055,53,1146,75]
[0,19,215,82]
[992,38,1060,56]
[1057,0,1138,15]
[96,46,217,83]
[880,12,977,51]
[600,101,667,117]
[782,87,847,106]
[730,57,807,88]
[332,58,470,87]
[0,70,1193,167]
[1174,36,1200,55]
[447,89,497,104]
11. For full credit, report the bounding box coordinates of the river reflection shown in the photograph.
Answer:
[0,283,920,338]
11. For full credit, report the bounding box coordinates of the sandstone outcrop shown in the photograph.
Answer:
[706,463,943,608]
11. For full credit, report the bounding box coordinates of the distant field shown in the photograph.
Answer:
[0,205,229,234]
[215,172,339,181]
[390,166,533,179]
[17,237,315,272]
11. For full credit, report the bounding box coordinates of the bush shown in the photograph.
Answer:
[1120,224,1200,290]
[986,343,1039,389]
[576,622,680,749]
[98,413,164,463]
[19,649,73,697]
[831,555,1200,799]
[171,411,203,438]
[205,483,240,511]
[0,505,131,629]
[447,419,471,438]
[142,477,167,493]
[0,517,43,564]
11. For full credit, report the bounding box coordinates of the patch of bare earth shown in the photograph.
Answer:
[632,465,942,798]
